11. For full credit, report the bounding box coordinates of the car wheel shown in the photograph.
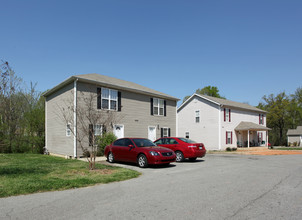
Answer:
[137,154,148,168]
[189,157,197,161]
[108,152,114,163]
[175,151,184,162]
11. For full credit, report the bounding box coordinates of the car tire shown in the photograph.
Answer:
[137,154,148,168]
[108,152,114,163]
[175,151,184,162]
[189,157,197,161]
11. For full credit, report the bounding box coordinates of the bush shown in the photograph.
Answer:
[293,142,298,147]
[96,132,117,156]
[232,147,237,151]
[226,147,232,151]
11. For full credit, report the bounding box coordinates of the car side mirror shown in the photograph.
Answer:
[128,145,134,149]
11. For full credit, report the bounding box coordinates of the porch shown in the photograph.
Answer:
[235,121,271,148]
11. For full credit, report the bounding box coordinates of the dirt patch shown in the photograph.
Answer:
[236,147,302,155]
[239,150,302,156]
[89,168,115,175]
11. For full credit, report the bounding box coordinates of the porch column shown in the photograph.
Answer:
[247,130,250,148]
[266,131,268,147]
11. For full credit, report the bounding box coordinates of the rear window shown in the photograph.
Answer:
[178,138,196,144]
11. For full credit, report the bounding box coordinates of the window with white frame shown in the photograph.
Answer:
[162,127,169,137]
[153,98,164,116]
[226,131,232,144]
[94,124,103,136]
[195,110,200,123]
[101,88,117,110]
[66,123,71,137]
[224,108,231,122]
[259,114,264,125]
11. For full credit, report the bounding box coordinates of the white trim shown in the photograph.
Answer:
[178,93,220,112]
[218,105,221,150]
[45,99,48,150]
[73,79,77,158]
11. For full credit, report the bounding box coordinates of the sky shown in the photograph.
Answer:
[1,0,301,106]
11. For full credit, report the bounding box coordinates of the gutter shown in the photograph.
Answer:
[73,79,78,158]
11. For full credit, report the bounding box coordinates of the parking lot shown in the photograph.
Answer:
[1,154,302,220]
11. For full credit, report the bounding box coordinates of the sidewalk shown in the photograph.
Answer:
[78,156,107,162]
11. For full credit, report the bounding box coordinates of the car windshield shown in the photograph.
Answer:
[133,139,157,147]
[178,138,196,143]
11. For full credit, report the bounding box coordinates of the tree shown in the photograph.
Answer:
[182,86,225,103]
[258,92,290,146]
[0,61,45,153]
[60,89,122,170]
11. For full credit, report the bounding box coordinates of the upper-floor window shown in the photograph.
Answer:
[154,98,164,116]
[259,114,264,125]
[224,108,231,122]
[151,98,166,116]
[97,87,121,111]
[102,88,117,110]
[195,110,200,123]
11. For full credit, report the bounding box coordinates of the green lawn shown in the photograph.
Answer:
[0,154,140,198]
[276,147,302,150]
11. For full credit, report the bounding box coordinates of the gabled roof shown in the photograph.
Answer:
[287,126,302,136]
[178,93,266,113]
[235,121,271,131]
[43,73,179,101]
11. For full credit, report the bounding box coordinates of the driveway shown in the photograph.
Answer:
[1,154,302,220]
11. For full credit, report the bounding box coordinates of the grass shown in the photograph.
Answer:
[276,147,302,150]
[0,154,141,198]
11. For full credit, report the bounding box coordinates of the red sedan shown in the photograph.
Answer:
[154,137,206,162]
[104,138,176,168]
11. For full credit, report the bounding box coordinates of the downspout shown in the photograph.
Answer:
[73,79,78,158]
[218,105,222,150]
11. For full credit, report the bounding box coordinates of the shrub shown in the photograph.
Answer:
[97,132,117,156]
[232,147,237,151]
[226,147,232,151]
[293,142,298,147]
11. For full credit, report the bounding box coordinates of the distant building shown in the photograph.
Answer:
[287,126,302,146]
[177,93,270,150]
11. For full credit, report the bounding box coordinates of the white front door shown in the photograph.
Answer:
[148,126,156,141]
[114,125,124,139]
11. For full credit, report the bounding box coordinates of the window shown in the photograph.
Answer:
[97,88,120,111]
[258,132,263,143]
[259,114,264,125]
[161,127,170,137]
[226,131,232,144]
[102,88,117,110]
[94,124,103,136]
[185,132,190,138]
[151,98,166,116]
[195,110,200,123]
[66,123,71,137]
[224,108,231,122]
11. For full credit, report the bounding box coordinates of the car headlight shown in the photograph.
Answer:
[149,151,160,156]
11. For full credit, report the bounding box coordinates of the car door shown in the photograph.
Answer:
[121,139,137,162]
[165,138,178,151]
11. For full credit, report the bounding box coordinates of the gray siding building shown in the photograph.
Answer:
[43,73,179,158]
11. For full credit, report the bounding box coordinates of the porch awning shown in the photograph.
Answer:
[235,121,271,131]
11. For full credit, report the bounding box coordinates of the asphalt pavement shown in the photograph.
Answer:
[1,154,302,220]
